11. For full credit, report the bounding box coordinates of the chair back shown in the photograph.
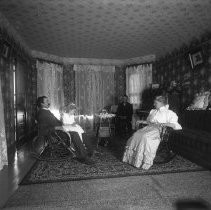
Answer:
[110,105,118,113]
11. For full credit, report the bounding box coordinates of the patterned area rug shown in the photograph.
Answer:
[21,145,205,185]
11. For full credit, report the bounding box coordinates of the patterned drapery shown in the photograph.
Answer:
[114,66,126,103]
[0,72,8,170]
[25,62,37,131]
[37,60,64,117]
[0,57,15,148]
[63,64,75,106]
[74,64,115,131]
[126,63,152,109]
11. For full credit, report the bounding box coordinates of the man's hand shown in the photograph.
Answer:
[55,126,64,130]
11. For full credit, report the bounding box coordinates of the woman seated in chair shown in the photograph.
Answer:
[122,95,182,170]
[61,103,84,142]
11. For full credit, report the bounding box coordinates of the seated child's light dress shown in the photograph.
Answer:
[62,113,84,141]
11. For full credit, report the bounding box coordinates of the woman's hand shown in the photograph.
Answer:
[159,123,175,129]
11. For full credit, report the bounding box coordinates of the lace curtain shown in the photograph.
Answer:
[0,76,8,171]
[37,61,64,118]
[126,64,152,129]
[74,65,115,131]
[126,63,152,109]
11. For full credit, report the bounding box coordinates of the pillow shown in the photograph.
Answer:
[203,91,210,109]
[192,95,206,109]
[187,91,210,110]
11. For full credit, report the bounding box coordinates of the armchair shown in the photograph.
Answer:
[136,120,175,164]
[31,125,75,161]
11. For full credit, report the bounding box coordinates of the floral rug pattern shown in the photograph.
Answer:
[21,146,205,185]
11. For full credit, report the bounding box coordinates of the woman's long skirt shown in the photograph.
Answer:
[122,125,161,168]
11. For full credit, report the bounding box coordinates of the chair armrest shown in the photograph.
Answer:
[160,126,174,142]
[54,127,71,140]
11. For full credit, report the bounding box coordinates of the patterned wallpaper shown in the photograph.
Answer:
[0,26,36,148]
[153,34,211,111]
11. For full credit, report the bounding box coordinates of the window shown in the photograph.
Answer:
[129,73,141,105]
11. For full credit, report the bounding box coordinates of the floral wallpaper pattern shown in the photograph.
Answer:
[0,26,36,148]
[25,61,37,132]
[153,36,211,111]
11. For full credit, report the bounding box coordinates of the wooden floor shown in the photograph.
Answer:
[0,144,36,208]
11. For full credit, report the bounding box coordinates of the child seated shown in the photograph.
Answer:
[61,104,84,141]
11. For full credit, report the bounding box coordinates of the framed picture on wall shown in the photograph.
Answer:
[189,49,204,69]
[152,83,160,89]
[0,41,10,58]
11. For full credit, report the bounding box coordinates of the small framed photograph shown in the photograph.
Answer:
[152,83,160,89]
[0,41,10,58]
[189,50,204,69]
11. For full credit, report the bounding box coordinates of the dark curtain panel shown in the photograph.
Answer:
[114,66,126,103]
[0,57,15,148]
[63,64,75,106]
[24,59,37,133]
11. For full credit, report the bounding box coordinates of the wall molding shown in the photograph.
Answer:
[0,12,31,56]
[31,50,155,66]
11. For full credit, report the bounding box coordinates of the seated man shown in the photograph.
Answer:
[116,95,133,135]
[36,96,94,165]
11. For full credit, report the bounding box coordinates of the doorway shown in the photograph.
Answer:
[15,60,27,147]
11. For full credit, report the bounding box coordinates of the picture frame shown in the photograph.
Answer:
[0,41,10,58]
[189,49,204,69]
[151,83,160,89]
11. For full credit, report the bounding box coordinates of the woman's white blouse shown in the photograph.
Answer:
[147,106,182,130]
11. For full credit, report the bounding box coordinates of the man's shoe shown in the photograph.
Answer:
[87,152,94,157]
[79,157,95,165]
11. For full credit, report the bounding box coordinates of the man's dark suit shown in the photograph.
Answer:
[116,102,133,134]
[37,108,62,137]
[37,108,90,160]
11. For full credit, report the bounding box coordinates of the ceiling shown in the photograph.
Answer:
[0,0,210,61]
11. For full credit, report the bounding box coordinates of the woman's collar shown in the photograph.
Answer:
[158,104,169,111]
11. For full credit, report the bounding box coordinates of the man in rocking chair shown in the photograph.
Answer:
[36,96,94,165]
